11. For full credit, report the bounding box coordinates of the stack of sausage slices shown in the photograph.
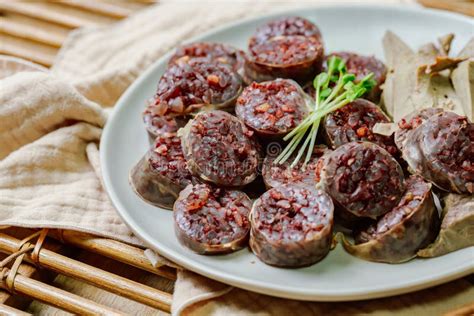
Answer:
[130,16,473,268]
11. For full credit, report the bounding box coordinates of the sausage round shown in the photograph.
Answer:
[245,17,324,84]
[250,184,334,267]
[394,108,444,151]
[235,79,309,137]
[251,16,322,44]
[169,42,245,76]
[316,141,405,219]
[173,183,252,254]
[262,145,329,189]
[341,175,439,263]
[323,99,397,155]
[142,103,189,142]
[181,110,261,187]
[129,134,194,209]
[152,59,242,116]
[324,52,386,102]
[400,110,474,194]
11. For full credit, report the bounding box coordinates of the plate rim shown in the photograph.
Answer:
[101,3,474,301]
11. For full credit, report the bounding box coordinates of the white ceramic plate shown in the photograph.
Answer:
[101,4,474,301]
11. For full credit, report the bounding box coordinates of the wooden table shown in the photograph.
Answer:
[0,1,473,315]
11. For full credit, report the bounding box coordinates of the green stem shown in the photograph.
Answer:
[304,118,320,166]
[291,122,315,168]
[278,130,306,164]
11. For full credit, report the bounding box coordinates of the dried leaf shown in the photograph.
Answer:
[372,122,397,136]
[418,194,474,258]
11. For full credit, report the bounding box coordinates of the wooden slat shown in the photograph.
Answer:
[50,230,177,281]
[0,16,66,47]
[57,0,135,19]
[0,233,172,313]
[417,0,474,16]
[0,1,116,28]
[0,303,32,316]
[1,273,123,315]
[0,34,57,67]
[444,302,474,316]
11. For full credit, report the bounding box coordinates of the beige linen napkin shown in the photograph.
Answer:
[5,1,470,316]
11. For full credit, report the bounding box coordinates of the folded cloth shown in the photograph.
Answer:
[9,1,472,316]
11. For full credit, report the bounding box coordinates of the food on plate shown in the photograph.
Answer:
[397,109,474,194]
[262,145,328,189]
[130,16,473,267]
[169,42,245,76]
[418,194,474,257]
[152,58,242,116]
[173,183,252,254]
[250,184,334,267]
[245,16,324,84]
[181,110,261,187]
[325,52,386,102]
[323,98,397,155]
[341,176,439,263]
[129,134,194,209]
[235,79,309,138]
[142,103,189,141]
[316,142,405,219]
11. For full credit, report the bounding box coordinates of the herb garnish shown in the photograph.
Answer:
[274,56,377,167]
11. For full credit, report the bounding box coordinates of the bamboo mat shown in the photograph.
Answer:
[0,1,473,315]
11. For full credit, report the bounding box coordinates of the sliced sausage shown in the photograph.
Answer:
[235,79,309,138]
[152,59,242,116]
[251,16,322,44]
[316,141,405,219]
[341,175,439,263]
[181,110,261,187]
[173,183,252,254]
[129,134,194,209]
[250,184,334,267]
[142,103,189,142]
[246,36,324,84]
[400,110,474,194]
[394,108,444,151]
[169,42,245,76]
[262,145,329,189]
[323,99,397,155]
[245,17,324,84]
[325,52,387,102]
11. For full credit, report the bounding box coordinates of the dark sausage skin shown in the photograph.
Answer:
[235,79,309,138]
[250,184,334,267]
[142,103,189,142]
[262,145,329,189]
[129,134,194,209]
[323,99,397,155]
[169,42,245,76]
[181,110,262,187]
[398,110,473,194]
[325,52,387,102]
[245,17,324,84]
[341,176,439,263]
[174,183,252,254]
[316,142,405,219]
[152,59,242,116]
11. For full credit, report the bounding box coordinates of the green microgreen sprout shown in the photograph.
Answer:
[273,56,376,167]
